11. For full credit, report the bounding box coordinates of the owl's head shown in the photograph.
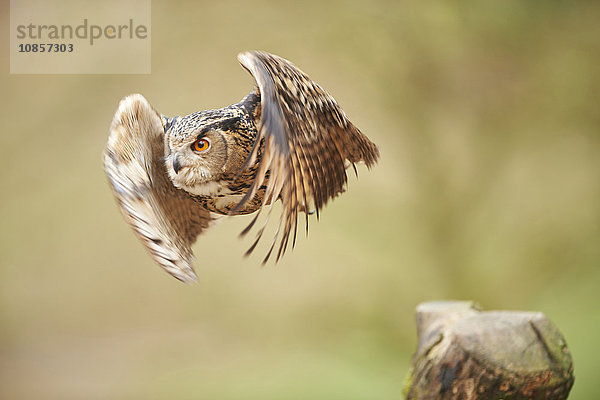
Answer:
[164,107,257,196]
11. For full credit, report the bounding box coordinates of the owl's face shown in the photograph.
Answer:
[165,128,228,196]
[164,109,256,197]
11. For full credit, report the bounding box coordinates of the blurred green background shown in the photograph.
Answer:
[2,1,599,399]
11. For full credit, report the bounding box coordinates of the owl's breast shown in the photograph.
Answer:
[182,180,230,197]
[191,184,266,216]
[189,153,269,215]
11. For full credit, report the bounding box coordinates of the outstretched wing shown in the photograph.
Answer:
[236,51,380,262]
[103,94,214,283]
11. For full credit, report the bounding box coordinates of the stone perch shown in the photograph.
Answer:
[404,301,574,399]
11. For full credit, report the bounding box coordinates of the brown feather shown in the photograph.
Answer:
[236,51,380,259]
[103,95,214,283]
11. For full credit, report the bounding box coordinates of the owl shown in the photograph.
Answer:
[104,51,379,283]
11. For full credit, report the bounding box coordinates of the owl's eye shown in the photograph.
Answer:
[191,138,211,153]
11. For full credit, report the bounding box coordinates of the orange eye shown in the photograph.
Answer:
[191,138,210,153]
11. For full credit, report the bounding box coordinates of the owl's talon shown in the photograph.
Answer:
[297,203,315,215]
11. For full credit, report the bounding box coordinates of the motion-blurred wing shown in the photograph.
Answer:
[236,51,380,262]
[103,94,214,283]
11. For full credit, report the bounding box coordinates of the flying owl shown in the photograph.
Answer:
[104,51,379,283]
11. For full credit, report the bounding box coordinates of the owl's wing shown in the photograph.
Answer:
[236,51,379,262]
[103,94,214,283]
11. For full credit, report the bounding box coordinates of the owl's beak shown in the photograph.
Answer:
[173,154,183,174]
